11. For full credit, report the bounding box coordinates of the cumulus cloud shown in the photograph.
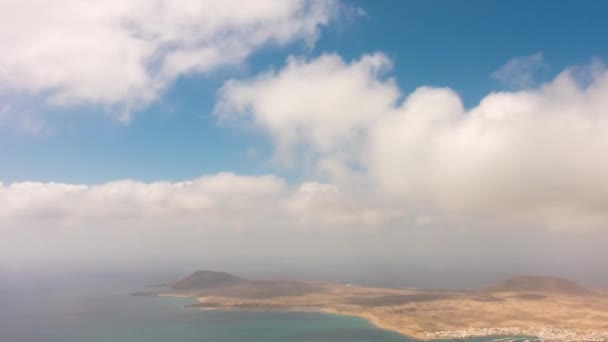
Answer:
[215,53,398,173]
[0,0,341,121]
[217,53,608,229]
[3,5,608,278]
[282,182,405,225]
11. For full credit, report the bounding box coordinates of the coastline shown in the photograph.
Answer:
[317,307,427,340]
[182,301,608,341]
[180,302,426,340]
[313,309,608,342]
[180,300,460,340]
[138,271,608,342]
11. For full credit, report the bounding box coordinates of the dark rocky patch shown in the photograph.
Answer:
[347,293,451,307]
[489,275,593,296]
[190,280,324,298]
[514,293,548,300]
[468,292,504,302]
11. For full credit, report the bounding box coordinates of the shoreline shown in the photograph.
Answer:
[135,271,608,342]
[181,302,427,340]
[317,307,427,340]
[180,300,475,341]
[136,289,608,341]
[182,301,608,341]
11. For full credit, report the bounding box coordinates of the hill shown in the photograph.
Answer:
[169,270,324,298]
[489,275,592,296]
[172,270,242,291]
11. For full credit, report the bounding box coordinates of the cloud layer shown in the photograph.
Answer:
[3,172,607,282]
[0,0,339,120]
[0,173,415,272]
[2,3,608,276]
[3,51,608,276]
[218,53,608,229]
[0,172,402,228]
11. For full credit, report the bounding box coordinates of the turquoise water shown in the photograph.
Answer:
[0,275,531,342]
[77,300,415,342]
[1,286,412,342]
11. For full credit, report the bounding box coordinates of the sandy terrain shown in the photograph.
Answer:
[145,271,608,341]
[183,284,608,340]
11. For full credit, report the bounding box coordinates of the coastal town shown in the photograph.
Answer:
[428,327,608,341]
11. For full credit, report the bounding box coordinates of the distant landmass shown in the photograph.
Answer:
[167,270,323,298]
[136,271,608,341]
[172,271,241,290]
[491,275,593,296]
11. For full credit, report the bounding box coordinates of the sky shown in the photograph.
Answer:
[2,1,608,287]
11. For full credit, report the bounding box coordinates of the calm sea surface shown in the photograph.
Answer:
[0,274,528,342]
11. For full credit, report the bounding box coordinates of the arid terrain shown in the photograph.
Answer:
[135,271,608,341]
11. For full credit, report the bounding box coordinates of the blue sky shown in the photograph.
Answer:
[4,0,608,276]
[3,0,608,184]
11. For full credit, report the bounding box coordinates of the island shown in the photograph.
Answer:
[133,271,608,341]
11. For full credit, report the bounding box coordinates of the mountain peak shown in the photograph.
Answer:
[495,275,592,296]
[171,270,241,291]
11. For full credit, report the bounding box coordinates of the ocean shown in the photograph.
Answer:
[0,273,528,342]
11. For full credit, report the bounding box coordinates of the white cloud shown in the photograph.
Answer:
[282,182,404,225]
[0,172,411,269]
[215,53,398,171]
[0,0,341,121]
[0,172,402,229]
[2,6,608,276]
[370,67,608,228]
[0,173,285,220]
[217,53,608,229]
[3,172,607,276]
[491,52,547,89]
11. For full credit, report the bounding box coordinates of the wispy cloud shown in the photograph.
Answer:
[491,52,548,89]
